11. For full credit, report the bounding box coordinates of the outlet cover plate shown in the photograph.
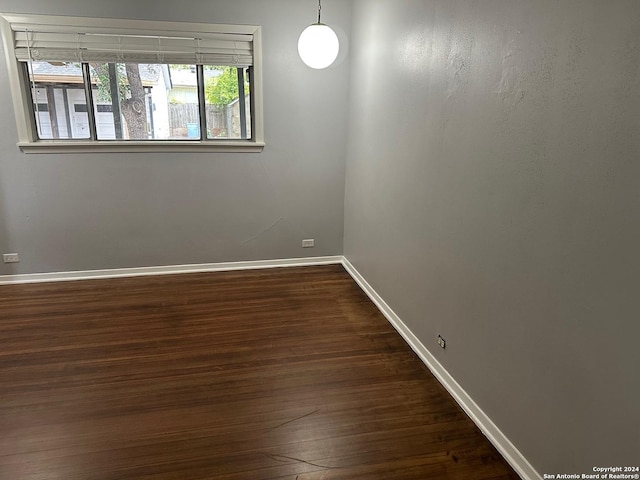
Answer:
[3,253,20,263]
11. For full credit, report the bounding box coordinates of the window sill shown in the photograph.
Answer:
[17,140,265,154]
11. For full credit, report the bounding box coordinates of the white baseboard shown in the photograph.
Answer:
[341,257,540,480]
[0,256,343,285]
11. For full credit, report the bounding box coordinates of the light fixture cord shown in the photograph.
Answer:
[317,0,322,24]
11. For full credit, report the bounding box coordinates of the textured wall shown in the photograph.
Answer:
[0,0,351,274]
[344,0,639,474]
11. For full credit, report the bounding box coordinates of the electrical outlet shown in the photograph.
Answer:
[437,335,446,349]
[302,239,315,248]
[3,253,20,263]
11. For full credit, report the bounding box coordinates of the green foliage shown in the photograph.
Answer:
[89,63,128,103]
[205,66,249,106]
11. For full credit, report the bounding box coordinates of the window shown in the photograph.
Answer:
[0,13,264,152]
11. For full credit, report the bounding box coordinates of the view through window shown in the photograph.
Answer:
[27,62,251,141]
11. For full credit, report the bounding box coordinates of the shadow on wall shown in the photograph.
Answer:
[0,179,16,276]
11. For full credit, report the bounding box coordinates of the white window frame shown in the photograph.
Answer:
[0,13,265,153]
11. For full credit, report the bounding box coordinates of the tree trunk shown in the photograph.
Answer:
[121,64,148,139]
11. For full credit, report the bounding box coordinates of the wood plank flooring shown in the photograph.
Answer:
[0,265,520,479]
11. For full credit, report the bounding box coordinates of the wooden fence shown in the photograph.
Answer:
[168,103,226,138]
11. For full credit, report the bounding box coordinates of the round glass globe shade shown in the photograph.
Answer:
[298,24,340,69]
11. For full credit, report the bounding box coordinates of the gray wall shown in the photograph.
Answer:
[344,0,639,475]
[0,0,351,274]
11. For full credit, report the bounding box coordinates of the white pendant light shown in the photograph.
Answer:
[298,0,339,69]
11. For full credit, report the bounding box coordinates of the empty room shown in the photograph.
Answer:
[0,1,638,479]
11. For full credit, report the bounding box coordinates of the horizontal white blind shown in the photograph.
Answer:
[11,22,253,66]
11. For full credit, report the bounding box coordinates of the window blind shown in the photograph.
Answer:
[10,21,253,66]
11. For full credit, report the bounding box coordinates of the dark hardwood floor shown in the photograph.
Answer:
[0,265,520,479]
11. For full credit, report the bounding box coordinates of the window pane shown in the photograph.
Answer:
[26,61,90,140]
[89,63,200,140]
[203,66,251,140]
[24,62,253,142]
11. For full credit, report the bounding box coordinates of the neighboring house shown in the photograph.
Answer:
[29,62,172,140]
[166,67,202,104]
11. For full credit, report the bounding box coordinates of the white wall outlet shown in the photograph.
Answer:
[3,253,20,263]
[437,335,446,349]
[302,239,315,248]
